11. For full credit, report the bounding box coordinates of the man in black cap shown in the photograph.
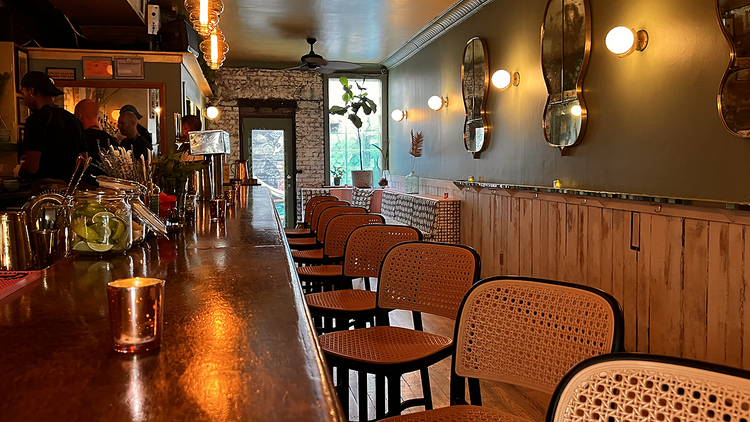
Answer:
[19,71,86,183]
[120,104,152,143]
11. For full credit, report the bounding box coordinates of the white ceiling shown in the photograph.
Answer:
[201,0,458,66]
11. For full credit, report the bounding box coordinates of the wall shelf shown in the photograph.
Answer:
[452,180,750,211]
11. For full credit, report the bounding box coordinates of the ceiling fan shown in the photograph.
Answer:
[287,38,360,74]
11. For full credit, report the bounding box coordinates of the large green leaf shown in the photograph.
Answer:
[339,76,348,86]
[329,105,347,115]
[348,114,362,128]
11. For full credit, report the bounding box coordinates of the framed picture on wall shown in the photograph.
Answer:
[17,97,29,125]
[15,48,28,93]
[82,57,113,79]
[114,57,144,79]
[46,68,76,81]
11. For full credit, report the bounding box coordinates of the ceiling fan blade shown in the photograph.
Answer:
[305,56,327,66]
[316,66,337,74]
[282,64,307,71]
[322,61,361,71]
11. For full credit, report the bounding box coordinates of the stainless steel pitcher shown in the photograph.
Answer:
[0,211,35,270]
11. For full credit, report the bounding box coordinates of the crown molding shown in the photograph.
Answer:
[380,0,495,69]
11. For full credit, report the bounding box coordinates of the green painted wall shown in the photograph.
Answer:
[388,0,749,203]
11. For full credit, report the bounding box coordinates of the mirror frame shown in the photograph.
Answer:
[55,80,168,152]
[716,0,750,138]
[540,0,592,153]
[461,37,489,159]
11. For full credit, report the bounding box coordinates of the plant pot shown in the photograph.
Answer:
[351,170,372,188]
[333,176,341,186]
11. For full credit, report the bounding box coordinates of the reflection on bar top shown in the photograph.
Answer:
[108,277,165,289]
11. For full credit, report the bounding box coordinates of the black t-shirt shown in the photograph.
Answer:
[84,127,119,165]
[22,105,86,182]
[137,124,152,143]
[120,135,151,163]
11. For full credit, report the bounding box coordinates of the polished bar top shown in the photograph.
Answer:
[0,187,345,421]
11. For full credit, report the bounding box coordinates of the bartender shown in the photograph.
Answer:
[18,71,86,184]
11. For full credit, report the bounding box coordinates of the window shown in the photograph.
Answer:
[328,77,384,186]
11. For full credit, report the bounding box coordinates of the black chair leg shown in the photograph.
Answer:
[420,368,433,410]
[336,365,350,421]
[387,374,401,418]
[358,371,368,422]
[375,374,385,419]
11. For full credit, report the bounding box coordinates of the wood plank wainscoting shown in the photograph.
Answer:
[388,176,750,370]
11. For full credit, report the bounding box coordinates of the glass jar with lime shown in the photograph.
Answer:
[70,189,132,254]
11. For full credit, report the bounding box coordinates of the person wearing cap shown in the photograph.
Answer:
[120,104,152,143]
[19,71,87,183]
[118,111,151,163]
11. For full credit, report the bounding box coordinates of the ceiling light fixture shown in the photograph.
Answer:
[391,109,406,122]
[606,26,648,57]
[200,28,229,70]
[427,96,448,111]
[491,70,521,90]
[185,0,224,37]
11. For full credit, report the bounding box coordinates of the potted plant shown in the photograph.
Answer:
[329,76,377,188]
[331,165,345,186]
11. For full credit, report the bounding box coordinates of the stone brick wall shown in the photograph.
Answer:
[206,68,325,193]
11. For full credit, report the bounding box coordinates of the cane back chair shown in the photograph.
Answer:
[285,195,337,238]
[379,276,625,422]
[305,224,423,332]
[291,206,366,265]
[287,200,348,250]
[318,241,481,421]
[547,352,750,422]
[294,212,383,268]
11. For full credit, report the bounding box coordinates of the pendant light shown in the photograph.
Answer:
[200,28,229,70]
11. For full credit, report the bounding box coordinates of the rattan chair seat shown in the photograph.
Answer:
[296,264,343,278]
[291,249,324,260]
[319,326,452,364]
[285,228,311,237]
[380,405,532,422]
[306,289,376,312]
[287,237,317,247]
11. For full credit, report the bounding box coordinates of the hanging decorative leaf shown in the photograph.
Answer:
[409,130,424,158]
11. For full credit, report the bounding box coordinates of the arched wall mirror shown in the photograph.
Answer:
[717,0,750,137]
[541,0,591,152]
[462,37,489,159]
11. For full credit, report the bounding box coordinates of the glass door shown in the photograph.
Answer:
[242,117,295,227]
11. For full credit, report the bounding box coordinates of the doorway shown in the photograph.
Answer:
[241,117,296,227]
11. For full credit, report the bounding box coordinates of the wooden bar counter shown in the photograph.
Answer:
[0,187,345,421]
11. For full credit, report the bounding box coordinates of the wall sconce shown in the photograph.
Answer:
[491,69,521,90]
[605,26,648,57]
[391,109,407,122]
[427,96,448,111]
[206,106,219,120]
